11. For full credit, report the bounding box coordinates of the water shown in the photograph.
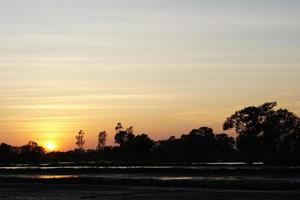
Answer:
[0,162,264,170]
[1,163,300,199]
[1,162,299,185]
[0,173,299,184]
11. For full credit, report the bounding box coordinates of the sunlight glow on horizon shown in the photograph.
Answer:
[44,141,57,152]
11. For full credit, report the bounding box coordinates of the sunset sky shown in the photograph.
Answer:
[0,0,299,151]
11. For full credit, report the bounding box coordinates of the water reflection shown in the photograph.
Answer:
[0,173,299,184]
[1,163,300,185]
[36,175,78,179]
[0,162,266,170]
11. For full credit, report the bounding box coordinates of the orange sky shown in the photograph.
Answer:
[0,0,299,151]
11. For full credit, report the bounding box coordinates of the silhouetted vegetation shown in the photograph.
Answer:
[224,102,300,164]
[0,141,45,163]
[97,131,107,150]
[75,130,85,151]
[0,102,299,165]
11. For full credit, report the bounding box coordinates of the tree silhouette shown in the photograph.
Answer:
[125,133,154,158]
[223,102,277,162]
[126,126,133,135]
[115,122,124,134]
[75,130,85,150]
[262,108,300,163]
[153,136,180,161]
[0,102,299,165]
[18,141,45,163]
[97,130,107,150]
[215,133,236,160]
[0,143,13,163]
[223,102,300,164]
[181,127,216,161]
[114,124,135,146]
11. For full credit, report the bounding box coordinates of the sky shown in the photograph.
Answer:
[0,0,299,151]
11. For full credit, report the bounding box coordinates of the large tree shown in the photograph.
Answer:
[224,102,300,163]
[263,108,300,163]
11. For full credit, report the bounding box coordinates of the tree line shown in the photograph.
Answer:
[1,102,299,164]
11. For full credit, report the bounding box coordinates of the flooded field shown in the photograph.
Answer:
[1,163,300,199]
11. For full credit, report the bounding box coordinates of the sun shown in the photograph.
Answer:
[44,142,57,152]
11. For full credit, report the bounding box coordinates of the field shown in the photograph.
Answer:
[1,163,300,199]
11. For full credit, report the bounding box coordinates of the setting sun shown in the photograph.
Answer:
[44,142,57,152]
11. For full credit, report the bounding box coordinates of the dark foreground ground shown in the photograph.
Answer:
[1,164,300,199]
[1,183,300,200]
